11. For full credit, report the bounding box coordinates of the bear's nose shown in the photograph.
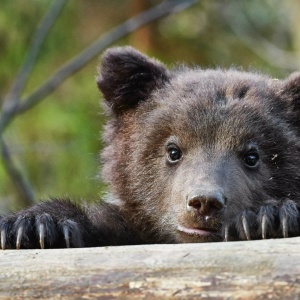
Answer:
[187,190,226,216]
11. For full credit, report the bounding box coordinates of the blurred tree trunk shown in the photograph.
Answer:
[130,0,157,52]
[289,0,300,62]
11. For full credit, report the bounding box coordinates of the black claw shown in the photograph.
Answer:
[281,217,288,238]
[257,204,276,239]
[235,210,256,240]
[1,229,6,250]
[0,217,14,250]
[223,224,229,242]
[226,200,299,241]
[241,214,251,240]
[62,224,70,248]
[13,215,33,250]
[261,214,267,239]
[0,199,87,249]
[279,200,299,238]
[58,220,83,248]
[38,223,45,249]
[16,226,23,250]
[35,213,57,248]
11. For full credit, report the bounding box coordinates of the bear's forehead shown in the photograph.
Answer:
[149,69,276,123]
[136,69,280,149]
[166,69,274,101]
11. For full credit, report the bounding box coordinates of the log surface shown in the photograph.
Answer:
[0,237,300,299]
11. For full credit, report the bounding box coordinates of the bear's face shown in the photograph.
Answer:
[98,47,300,243]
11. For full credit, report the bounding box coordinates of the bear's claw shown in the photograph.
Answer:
[224,199,299,241]
[241,213,251,240]
[0,213,82,249]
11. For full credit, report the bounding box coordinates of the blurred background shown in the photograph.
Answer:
[1,0,300,212]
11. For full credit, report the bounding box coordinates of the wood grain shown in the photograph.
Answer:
[0,237,300,299]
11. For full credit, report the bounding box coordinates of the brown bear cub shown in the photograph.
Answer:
[1,46,300,249]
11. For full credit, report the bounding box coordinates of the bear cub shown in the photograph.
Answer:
[1,46,300,249]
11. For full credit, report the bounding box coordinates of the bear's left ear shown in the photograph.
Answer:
[281,72,300,112]
[97,46,170,114]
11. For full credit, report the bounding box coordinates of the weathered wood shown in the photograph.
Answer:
[0,238,300,299]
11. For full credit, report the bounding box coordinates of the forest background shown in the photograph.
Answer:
[1,0,300,213]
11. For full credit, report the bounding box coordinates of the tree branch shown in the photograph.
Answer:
[0,0,197,134]
[4,0,66,103]
[0,0,66,206]
[0,138,35,206]
[0,0,66,135]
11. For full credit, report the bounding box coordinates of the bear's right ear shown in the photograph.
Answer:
[97,46,170,114]
[281,72,300,111]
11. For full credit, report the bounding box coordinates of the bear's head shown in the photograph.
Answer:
[97,47,300,243]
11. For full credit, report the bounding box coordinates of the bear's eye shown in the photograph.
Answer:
[243,151,259,168]
[166,145,182,163]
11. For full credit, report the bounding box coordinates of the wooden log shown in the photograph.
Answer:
[0,237,300,299]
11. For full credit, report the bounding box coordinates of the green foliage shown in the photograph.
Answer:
[0,1,107,209]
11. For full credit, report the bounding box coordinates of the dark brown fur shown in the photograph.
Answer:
[1,47,300,249]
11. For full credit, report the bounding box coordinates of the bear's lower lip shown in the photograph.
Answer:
[177,225,215,236]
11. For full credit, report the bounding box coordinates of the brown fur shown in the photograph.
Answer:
[98,47,300,243]
[1,47,300,249]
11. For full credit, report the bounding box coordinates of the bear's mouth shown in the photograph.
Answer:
[177,224,218,236]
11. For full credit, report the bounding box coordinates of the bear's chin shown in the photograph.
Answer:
[176,225,223,243]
